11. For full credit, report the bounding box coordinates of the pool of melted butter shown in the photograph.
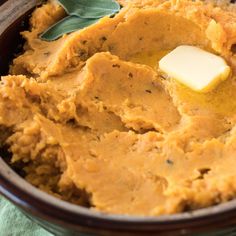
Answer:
[130,50,169,70]
[130,51,236,117]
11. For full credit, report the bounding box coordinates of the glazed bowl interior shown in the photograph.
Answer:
[1,0,236,235]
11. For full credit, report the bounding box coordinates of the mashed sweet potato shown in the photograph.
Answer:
[1,0,236,215]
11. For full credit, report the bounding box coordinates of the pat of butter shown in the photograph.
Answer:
[159,45,231,92]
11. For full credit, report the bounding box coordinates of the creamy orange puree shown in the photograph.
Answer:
[1,0,236,215]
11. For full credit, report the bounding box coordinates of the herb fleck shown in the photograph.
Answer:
[231,44,236,54]
[112,64,120,68]
[78,49,87,60]
[166,159,174,165]
[198,168,210,176]
[145,89,152,94]
[100,36,107,41]
[160,75,166,80]
[128,72,133,78]
[44,52,51,56]
[67,118,77,126]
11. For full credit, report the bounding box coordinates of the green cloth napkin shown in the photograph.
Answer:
[0,196,53,236]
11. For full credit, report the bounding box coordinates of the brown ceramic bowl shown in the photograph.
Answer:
[1,1,236,235]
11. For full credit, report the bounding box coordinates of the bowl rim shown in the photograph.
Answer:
[1,0,236,233]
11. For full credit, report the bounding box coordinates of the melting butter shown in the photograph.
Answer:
[159,45,231,93]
